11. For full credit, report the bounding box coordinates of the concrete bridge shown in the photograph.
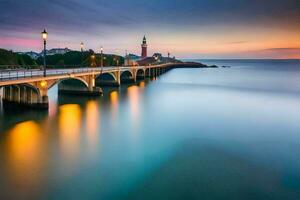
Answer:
[0,62,202,109]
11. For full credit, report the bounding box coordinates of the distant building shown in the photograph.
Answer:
[18,51,40,59]
[137,53,179,66]
[152,53,162,62]
[43,48,71,56]
[137,57,156,66]
[128,54,141,61]
[134,36,180,66]
[124,53,140,66]
[141,36,147,58]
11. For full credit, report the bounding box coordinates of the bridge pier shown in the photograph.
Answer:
[2,84,48,109]
[151,68,157,78]
[1,74,103,109]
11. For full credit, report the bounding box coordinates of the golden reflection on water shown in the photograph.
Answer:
[127,85,140,125]
[86,101,99,153]
[5,121,45,194]
[139,81,145,89]
[48,100,58,118]
[59,104,82,165]
[110,91,119,120]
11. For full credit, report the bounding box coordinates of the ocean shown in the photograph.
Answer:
[0,59,300,199]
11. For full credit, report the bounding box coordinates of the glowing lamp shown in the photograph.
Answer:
[41,29,48,41]
[40,80,47,88]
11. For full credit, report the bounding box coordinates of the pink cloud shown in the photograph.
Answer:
[0,36,40,50]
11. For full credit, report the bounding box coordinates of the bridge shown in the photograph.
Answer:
[0,62,202,109]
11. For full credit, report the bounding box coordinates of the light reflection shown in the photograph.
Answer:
[110,91,119,120]
[86,101,99,153]
[139,81,145,89]
[59,104,82,166]
[127,86,140,124]
[48,100,58,118]
[6,121,45,194]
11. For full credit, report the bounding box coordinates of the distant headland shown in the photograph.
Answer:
[0,36,219,69]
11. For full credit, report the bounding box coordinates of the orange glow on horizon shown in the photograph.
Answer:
[147,27,300,58]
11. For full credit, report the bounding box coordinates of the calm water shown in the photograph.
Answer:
[1,60,300,199]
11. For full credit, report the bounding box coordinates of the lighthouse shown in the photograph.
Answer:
[141,35,147,58]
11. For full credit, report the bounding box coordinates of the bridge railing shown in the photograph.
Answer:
[0,68,101,81]
[0,63,176,81]
[0,64,85,70]
[0,66,132,81]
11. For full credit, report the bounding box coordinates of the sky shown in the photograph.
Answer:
[0,0,300,59]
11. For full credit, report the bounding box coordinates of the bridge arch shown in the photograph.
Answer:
[48,77,89,90]
[136,69,145,80]
[46,77,90,95]
[95,72,119,87]
[121,70,134,83]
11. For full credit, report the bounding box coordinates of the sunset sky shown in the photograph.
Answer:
[1,0,300,59]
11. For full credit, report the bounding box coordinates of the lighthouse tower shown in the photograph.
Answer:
[141,35,147,58]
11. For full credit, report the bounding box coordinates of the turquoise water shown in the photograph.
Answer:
[1,60,300,199]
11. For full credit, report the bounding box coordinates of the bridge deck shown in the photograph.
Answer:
[0,66,147,86]
[0,62,203,87]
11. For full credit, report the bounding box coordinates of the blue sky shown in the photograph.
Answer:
[1,0,300,58]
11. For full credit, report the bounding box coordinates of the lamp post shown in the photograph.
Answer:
[91,54,96,67]
[114,57,119,67]
[103,56,106,67]
[41,29,48,77]
[125,50,128,67]
[80,42,84,67]
[100,46,103,70]
[115,50,119,67]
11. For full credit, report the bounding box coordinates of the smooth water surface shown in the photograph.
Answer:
[1,60,300,199]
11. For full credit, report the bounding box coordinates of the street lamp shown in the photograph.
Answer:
[80,42,84,67]
[125,50,128,67]
[100,46,103,70]
[80,42,84,51]
[91,54,96,67]
[115,50,119,67]
[41,29,48,77]
[114,57,119,67]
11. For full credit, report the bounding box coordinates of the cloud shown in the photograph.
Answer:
[263,48,300,51]
[1,0,300,33]
[233,48,300,59]
[224,41,248,45]
[1,0,300,56]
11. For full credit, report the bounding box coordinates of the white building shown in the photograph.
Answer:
[43,48,71,56]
